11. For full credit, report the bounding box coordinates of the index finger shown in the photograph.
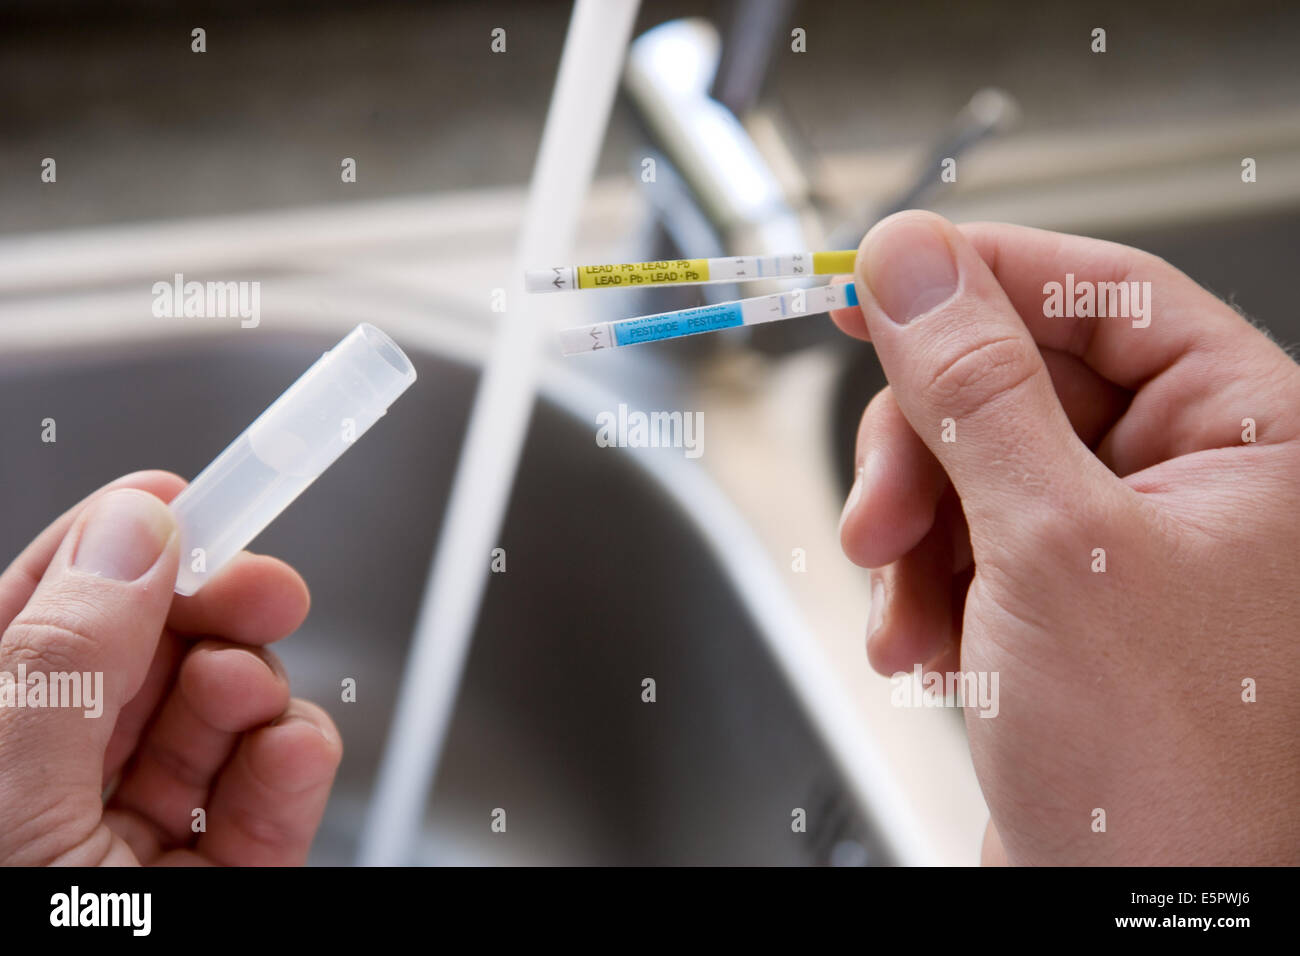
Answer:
[830,220,1249,388]
[956,221,1229,390]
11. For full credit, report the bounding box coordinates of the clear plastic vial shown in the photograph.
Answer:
[169,323,417,595]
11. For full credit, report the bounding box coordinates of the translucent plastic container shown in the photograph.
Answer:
[169,323,417,595]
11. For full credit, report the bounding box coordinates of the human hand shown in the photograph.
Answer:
[831,211,1300,865]
[0,471,341,865]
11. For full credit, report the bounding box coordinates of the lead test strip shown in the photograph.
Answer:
[527,250,856,292]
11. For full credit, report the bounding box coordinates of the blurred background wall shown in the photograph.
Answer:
[4,0,1298,230]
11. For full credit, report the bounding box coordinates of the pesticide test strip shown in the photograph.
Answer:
[168,323,417,595]
[559,281,859,354]
[527,250,856,292]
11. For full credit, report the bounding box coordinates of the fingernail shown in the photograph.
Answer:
[72,489,174,582]
[867,573,885,639]
[839,463,865,532]
[860,215,958,324]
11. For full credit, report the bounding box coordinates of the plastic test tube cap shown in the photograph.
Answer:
[169,323,417,596]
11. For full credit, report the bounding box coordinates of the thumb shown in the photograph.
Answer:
[853,211,1115,536]
[0,489,177,836]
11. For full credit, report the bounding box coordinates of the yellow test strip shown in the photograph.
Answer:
[812,250,856,275]
[525,250,857,293]
[577,259,710,289]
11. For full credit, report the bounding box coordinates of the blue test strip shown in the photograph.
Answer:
[613,301,746,346]
[560,281,860,354]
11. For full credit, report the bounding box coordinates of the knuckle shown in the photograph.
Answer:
[975,485,1108,576]
[922,335,1041,421]
[2,609,99,673]
[1016,499,1090,553]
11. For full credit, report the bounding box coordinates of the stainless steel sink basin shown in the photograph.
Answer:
[0,329,894,865]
